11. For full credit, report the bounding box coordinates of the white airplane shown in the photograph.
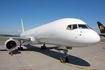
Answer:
[3,18,100,62]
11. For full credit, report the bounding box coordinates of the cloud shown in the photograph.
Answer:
[18,30,22,32]
[0,30,21,35]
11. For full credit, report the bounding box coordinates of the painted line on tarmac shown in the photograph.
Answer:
[59,56,102,70]
[58,49,100,70]
[60,62,99,70]
[60,55,105,70]
[97,44,105,47]
[96,55,105,62]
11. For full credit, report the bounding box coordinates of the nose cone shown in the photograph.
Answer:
[89,32,100,44]
[85,29,100,46]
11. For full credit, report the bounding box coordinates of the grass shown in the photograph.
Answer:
[0,34,20,41]
[0,35,19,37]
[0,38,8,41]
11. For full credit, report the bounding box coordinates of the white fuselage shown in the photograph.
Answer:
[20,18,100,47]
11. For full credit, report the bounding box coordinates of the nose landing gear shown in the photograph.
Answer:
[60,49,69,62]
[56,46,70,62]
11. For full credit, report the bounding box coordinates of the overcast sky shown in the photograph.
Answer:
[0,0,105,34]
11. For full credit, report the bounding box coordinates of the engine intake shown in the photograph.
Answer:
[5,38,17,51]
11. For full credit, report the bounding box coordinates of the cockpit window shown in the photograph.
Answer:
[67,25,71,30]
[73,24,77,29]
[67,24,77,30]
[67,24,89,30]
[78,24,88,29]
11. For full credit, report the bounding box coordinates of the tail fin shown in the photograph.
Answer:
[21,19,24,32]
[97,21,105,33]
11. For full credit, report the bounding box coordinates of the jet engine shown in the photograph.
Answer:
[5,38,17,51]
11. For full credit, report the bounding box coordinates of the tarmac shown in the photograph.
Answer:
[0,41,105,70]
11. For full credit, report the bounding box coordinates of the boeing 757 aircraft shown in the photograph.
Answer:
[97,21,105,37]
[1,18,100,62]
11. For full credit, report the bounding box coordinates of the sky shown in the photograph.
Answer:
[0,0,105,35]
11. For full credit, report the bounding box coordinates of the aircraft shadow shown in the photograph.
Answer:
[0,49,21,55]
[21,44,90,66]
[0,49,7,51]
[8,50,21,54]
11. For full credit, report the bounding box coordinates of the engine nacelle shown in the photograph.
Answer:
[5,38,17,51]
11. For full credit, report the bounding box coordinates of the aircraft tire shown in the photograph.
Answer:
[41,46,46,49]
[65,57,69,62]
[18,47,23,51]
[62,57,69,62]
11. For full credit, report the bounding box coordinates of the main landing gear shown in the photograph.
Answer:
[41,44,47,49]
[18,40,25,51]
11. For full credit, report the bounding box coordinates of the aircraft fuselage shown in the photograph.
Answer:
[20,18,100,47]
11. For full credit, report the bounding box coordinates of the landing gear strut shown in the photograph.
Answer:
[57,46,69,62]
[41,44,47,49]
[18,40,25,51]
[61,50,69,62]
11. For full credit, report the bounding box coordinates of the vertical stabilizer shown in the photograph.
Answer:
[21,19,24,32]
[97,21,105,33]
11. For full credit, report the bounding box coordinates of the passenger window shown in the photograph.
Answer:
[73,24,77,29]
[67,25,71,30]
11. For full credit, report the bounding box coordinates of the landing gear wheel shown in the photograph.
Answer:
[60,56,69,63]
[18,47,23,51]
[41,46,46,49]
[41,44,47,49]
[64,56,69,62]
